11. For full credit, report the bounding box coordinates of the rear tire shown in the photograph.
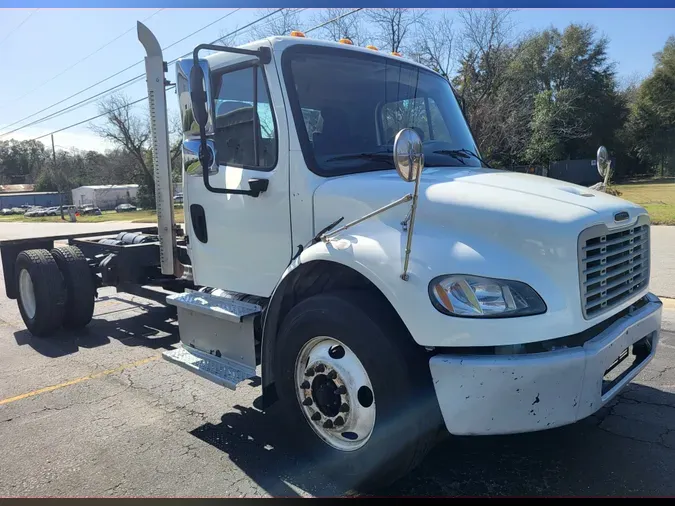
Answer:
[273,290,442,492]
[15,249,66,337]
[51,246,96,329]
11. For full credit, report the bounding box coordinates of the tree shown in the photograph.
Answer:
[310,8,366,45]
[452,9,521,166]
[366,8,425,54]
[516,24,625,164]
[0,139,49,184]
[625,36,675,178]
[412,13,455,79]
[251,8,301,39]
[91,93,155,207]
[454,9,516,106]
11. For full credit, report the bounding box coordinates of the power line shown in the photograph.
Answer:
[0,8,287,140]
[214,7,306,45]
[0,8,244,137]
[0,8,39,49]
[25,8,361,144]
[304,8,363,34]
[30,86,176,142]
[1,8,165,109]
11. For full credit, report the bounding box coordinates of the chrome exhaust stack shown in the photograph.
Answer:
[138,21,177,276]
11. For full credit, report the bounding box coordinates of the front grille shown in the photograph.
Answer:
[578,216,650,319]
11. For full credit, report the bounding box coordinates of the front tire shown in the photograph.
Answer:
[274,290,441,492]
[15,249,66,337]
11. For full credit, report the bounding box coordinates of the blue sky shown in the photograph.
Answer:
[0,8,673,152]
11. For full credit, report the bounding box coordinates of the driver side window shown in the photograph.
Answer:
[212,65,278,170]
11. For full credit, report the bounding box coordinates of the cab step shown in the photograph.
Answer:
[163,290,261,390]
[163,345,255,390]
[166,291,261,322]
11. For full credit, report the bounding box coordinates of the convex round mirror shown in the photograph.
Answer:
[597,146,610,178]
[393,128,424,182]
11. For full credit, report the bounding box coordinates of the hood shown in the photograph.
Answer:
[312,167,646,236]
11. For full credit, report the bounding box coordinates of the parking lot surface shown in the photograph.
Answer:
[1,223,675,496]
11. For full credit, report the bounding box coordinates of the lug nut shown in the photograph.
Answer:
[315,364,326,373]
[340,403,350,413]
[328,345,346,359]
[335,385,347,395]
[300,380,310,389]
[311,412,321,421]
[302,397,313,406]
[305,367,315,377]
[323,419,334,429]
[334,416,345,427]
[327,370,337,380]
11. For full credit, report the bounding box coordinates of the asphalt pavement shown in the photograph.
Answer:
[1,222,675,496]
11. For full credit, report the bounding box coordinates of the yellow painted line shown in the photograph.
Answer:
[0,355,159,406]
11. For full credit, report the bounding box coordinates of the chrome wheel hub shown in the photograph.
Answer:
[295,336,375,451]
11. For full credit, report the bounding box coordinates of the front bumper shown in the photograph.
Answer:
[429,293,662,436]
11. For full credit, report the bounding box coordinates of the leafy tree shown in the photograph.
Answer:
[625,36,675,177]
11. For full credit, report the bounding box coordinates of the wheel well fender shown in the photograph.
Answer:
[260,258,404,408]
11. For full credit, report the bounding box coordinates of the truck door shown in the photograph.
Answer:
[178,48,291,297]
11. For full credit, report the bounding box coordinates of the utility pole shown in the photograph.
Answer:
[51,134,65,220]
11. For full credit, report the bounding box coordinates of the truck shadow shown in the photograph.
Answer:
[383,382,675,497]
[190,382,675,497]
[190,400,352,497]
[12,305,179,358]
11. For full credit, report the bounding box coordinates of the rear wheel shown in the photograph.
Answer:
[274,290,442,492]
[15,249,66,337]
[51,245,96,329]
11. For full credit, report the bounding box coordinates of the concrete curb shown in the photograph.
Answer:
[659,296,675,309]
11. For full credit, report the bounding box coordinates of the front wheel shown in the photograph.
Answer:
[274,290,442,492]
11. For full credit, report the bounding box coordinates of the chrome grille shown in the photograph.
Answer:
[578,216,650,319]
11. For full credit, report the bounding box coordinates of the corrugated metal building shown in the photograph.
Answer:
[0,184,61,208]
[71,184,139,210]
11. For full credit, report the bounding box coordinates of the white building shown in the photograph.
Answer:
[71,184,139,210]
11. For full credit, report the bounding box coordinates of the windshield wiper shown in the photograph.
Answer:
[325,151,394,163]
[433,148,491,168]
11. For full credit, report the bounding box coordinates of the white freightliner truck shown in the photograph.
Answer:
[0,23,663,490]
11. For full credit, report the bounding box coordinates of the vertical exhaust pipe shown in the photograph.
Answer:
[138,21,176,276]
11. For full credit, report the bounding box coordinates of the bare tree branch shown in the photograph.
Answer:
[251,8,301,39]
[413,12,455,79]
[91,93,153,190]
[366,8,426,54]
[310,8,366,45]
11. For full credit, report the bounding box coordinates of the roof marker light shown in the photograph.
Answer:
[366,45,378,51]
[391,51,402,57]
[290,31,305,37]
[339,38,353,45]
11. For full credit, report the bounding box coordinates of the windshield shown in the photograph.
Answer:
[282,45,483,176]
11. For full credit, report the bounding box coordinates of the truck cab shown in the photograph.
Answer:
[3,25,662,492]
[168,31,663,486]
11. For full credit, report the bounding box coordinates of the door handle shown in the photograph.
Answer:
[248,178,269,198]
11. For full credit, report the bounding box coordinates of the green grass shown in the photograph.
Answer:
[0,208,185,224]
[611,180,675,225]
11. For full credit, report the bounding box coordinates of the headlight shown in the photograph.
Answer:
[429,275,546,318]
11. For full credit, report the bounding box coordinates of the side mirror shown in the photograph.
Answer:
[393,128,424,182]
[189,64,208,130]
[597,146,610,179]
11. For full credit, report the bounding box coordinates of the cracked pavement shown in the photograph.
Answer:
[1,231,675,496]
